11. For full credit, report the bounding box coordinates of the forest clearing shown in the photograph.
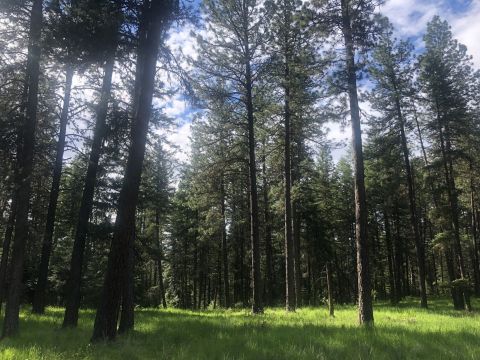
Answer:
[1,298,480,359]
[1,0,480,358]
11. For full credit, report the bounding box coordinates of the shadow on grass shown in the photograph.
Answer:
[0,303,479,359]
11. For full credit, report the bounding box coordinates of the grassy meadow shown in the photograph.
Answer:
[0,298,479,359]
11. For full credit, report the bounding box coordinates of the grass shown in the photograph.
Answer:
[0,298,479,359]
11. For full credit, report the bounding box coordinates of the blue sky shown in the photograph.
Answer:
[163,0,480,164]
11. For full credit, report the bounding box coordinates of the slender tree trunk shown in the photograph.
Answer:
[63,55,115,328]
[384,210,396,304]
[33,66,74,314]
[154,210,167,309]
[2,0,43,338]
[91,1,164,341]
[394,95,427,308]
[243,14,262,314]
[220,178,230,308]
[262,150,274,306]
[283,51,295,312]
[326,262,334,317]
[340,0,373,326]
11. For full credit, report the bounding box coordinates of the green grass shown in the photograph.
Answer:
[0,298,479,359]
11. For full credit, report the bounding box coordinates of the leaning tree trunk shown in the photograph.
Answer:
[394,95,428,308]
[2,0,43,338]
[340,0,373,326]
[91,0,164,342]
[63,55,115,328]
[32,65,74,314]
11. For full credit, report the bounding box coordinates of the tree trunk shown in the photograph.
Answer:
[283,50,295,312]
[0,197,16,315]
[2,0,43,338]
[118,228,135,334]
[384,210,396,304]
[243,14,262,315]
[63,55,115,328]
[220,177,230,308]
[326,262,334,317]
[262,150,274,306]
[91,0,164,341]
[33,66,74,314]
[155,210,167,309]
[394,94,427,308]
[469,165,480,296]
[340,0,373,326]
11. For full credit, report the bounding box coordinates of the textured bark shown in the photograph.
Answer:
[469,167,480,296]
[91,0,164,341]
[63,55,115,328]
[0,197,16,315]
[32,66,74,314]
[340,0,373,325]
[118,229,135,334]
[2,0,43,338]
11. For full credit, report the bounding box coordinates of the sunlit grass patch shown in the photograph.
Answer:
[0,297,479,359]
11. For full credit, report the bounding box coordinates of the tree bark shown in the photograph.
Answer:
[33,66,74,314]
[155,210,167,308]
[2,0,43,338]
[340,0,373,326]
[91,0,164,341]
[262,150,274,306]
[383,210,396,304]
[63,55,115,328]
[0,197,16,315]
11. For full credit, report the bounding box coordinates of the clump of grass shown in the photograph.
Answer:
[0,298,479,359]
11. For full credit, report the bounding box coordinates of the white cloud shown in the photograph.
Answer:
[380,0,480,66]
[166,121,191,164]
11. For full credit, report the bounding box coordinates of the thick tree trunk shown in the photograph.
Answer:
[0,197,16,315]
[118,229,135,334]
[91,1,164,341]
[340,0,373,326]
[33,66,74,314]
[2,0,43,338]
[63,55,115,328]
[220,178,230,308]
[394,96,427,308]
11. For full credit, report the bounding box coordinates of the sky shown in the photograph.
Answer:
[164,0,480,164]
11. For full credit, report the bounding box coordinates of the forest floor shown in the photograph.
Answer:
[0,297,479,359]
